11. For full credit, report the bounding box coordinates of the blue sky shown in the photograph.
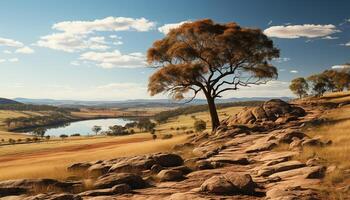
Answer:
[0,0,349,100]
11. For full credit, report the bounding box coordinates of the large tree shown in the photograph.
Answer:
[289,77,309,98]
[147,19,279,130]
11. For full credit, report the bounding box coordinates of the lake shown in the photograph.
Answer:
[29,118,133,137]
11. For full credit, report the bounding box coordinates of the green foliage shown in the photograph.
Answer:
[194,119,206,132]
[32,127,46,138]
[289,77,309,98]
[59,134,68,139]
[92,125,102,135]
[0,103,78,113]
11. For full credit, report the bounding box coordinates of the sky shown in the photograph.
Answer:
[0,0,349,100]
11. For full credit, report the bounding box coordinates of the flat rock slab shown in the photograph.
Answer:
[257,160,306,176]
[206,155,249,165]
[268,166,325,180]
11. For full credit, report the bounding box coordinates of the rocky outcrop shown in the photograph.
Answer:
[227,99,306,125]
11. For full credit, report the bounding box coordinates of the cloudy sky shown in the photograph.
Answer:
[0,0,349,100]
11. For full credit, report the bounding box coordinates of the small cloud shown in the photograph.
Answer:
[264,24,340,39]
[273,57,290,63]
[8,58,19,62]
[331,64,350,69]
[290,70,298,73]
[15,46,35,54]
[0,59,5,63]
[0,37,24,47]
[279,68,286,72]
[267,20,273,25]
[158,20,191,34]
[70,61,80,66]
[322,36,338,40]
[3,50,12,54]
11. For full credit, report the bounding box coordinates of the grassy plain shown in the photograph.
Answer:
[0,105,242,180]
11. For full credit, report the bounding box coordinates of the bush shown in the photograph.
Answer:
[60,134,68,139]
[71,133,81,137]
[194,119,206,132]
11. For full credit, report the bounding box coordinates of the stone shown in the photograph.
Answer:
[157,169,184,182]
[0,179,82,194]
[200,175,235,195]
[87,164,111,177]
[67,162,92,172]
[245,141,277,153]
[153,153,184,167]
[206,155,249,165]
[224,172,256,194]
[195,160,213,170]
[257,161,306,177]
[171,165,192,174]
[200,172,256,195]
[93,173,146,189]
[23,193,82,200]
[269,166,326,180]
[79,184,130,196]
[150,164,163,174]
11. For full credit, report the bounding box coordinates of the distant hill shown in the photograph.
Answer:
[14,97,291,108]
[0,98,21,105]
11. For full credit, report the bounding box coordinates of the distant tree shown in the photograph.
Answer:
[92,125,102,135]
[59,134,68,140]
[194,119,206,132]
[109,125,128,136]
[137,118,156,131]
[289,77,309,98]
[307,74,331,97]
[124,122,137,129]
[25,138,32,143]
[323,70,350,92]
[32,128,46,138]
[8,138,16,144]
[45,135,50,141]
[17,138,22,143]
[147,19,279,130]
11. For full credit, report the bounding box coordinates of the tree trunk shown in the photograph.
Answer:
[206,96,220,131]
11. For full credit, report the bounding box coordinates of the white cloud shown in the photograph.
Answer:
[290,70,298,73]
[322,36,338,40]
[79,50,146,68]
[15,46,35,54]
[70,61,80,66]
[0,37,23,47]
[267,20,273,25]
[223,81,293,98]
[3,50,12,54]
[264,24,340,39]
[0,59,5,63]
[36,33,110,52]
[37,17,155,52]
[53,17,155,34]
[273,57,290,63]
[158,20,191,34]
[332,64,350,69]
[8,58,19,62]
[345,42,350,47]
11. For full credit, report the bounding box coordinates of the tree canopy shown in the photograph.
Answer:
[147,19,279,130]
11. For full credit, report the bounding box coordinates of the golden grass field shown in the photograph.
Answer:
[0,105,242,181]
[293,92,350,198]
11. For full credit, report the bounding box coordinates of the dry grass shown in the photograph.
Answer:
[0,134,187,180]
[0,105,243,181]
[294,101,350,198]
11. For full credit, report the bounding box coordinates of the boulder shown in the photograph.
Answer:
[200,172,256,195]
[79,184,130,196]
[108,156,155,173]
[257,161,306,177]
[153,153,184,167]
[245,141,277,153]
[157,169,184,182]
[93,173,146,189]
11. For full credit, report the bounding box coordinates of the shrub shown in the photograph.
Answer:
[60,134,68,140]
[194,119,206,132]
[71,133,81,137]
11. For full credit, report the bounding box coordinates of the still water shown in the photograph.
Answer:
[31,118,133,136]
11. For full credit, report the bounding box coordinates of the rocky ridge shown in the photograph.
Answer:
[0,99,335,200]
